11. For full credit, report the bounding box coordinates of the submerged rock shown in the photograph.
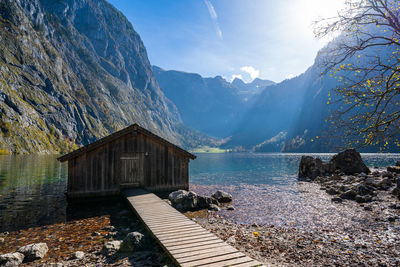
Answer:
[17,243,48,262]
[0,252,24,267]
[120,232,144,252]
[72,251,84,260]
[330,149,370,175]
[212,190,232,203]
[101,241,122,256]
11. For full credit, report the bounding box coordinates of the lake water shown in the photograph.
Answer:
[1,153,399,232]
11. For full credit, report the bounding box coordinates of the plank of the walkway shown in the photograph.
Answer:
[157,228,206,237]
[123,189,264,267]
[162,239,224,251]
[169,242,227,254]
[173,246,237,259]
[198,256,257,267]
[161,236,221,247]
[158,232,216,242]
[178,250,241,264]
[181,252,246,267]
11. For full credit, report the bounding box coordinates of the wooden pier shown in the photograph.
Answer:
[124,189,265,267]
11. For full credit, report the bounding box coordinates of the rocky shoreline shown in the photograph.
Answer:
[0,200,175,266]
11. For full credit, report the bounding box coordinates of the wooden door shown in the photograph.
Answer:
[120,153,144,187]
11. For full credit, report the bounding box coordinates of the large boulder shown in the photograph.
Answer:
[17,243,48,262]
[212,190,232,203]
[387,166,400,174]
[298,156,334,180]
[101,241,122,256]
[0,252,24,267]
[168,190,198,211]
[330,149,370,175]
[120,232,144,252]
[197,196,219,209]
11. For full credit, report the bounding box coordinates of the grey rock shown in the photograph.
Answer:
[0,238,4,243]
[298,156,334,180]
[197,195,218,209]
[355,195,372,203]
[226,236,236,245]
[208,204,220,211]
[212,190,232,203]
[168,190,188,204]
[72,251,84,260]
[364,206,373,211]
[365,177,379,187]
[17,243,48,262]
[387,166,400,174]
[331,197,343,203]
[0,252,24,267]
[330,149,370,175]
[392,187,400,198]
[120,232,144,252]
[169,190,198,211]
[48,263,64,267]
[356,184,375,196]
[226,205,235,210]
[378,178,392,190]
[396,177,400,187]
[326,187,339,195]
[340,190,357,200]
[101,240,122,256]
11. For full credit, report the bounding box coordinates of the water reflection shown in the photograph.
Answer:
[0,155,67,232]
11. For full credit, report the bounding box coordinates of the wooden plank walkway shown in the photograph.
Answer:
[123,189,265,267]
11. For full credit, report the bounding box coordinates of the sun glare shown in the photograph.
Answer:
[292,0,346,37]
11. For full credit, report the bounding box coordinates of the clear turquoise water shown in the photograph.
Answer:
[0,153,399,231]
[189,153,400,185]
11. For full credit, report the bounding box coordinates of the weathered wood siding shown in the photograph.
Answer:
[67,132,190,198]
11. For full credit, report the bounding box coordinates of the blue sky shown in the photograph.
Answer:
[108,0,345,83]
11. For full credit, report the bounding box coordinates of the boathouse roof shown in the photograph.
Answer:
[57,123,196,162]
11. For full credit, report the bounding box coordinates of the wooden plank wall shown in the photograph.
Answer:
[67,132,190,198]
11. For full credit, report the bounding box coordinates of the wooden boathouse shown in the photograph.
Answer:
[58,123,196,198]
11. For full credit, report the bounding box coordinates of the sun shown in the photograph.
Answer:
[295,0,346,30]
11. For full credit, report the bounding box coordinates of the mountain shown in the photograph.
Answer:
[0,0,211,154]
[153,66,244,137]
[153,66,275,138]
[232,77,275,101]
[225,69,314,150]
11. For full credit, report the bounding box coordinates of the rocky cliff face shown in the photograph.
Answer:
[0,0,197,153]
[153,66,245,138]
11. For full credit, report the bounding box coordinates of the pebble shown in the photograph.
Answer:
[72,251,85,260]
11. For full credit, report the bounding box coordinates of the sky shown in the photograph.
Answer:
[107,0,346,83]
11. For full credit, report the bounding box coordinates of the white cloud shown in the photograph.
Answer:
[204,0,223,40]
[230,74,243,82]
[204,0,217,20]
[240,66,260,80]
